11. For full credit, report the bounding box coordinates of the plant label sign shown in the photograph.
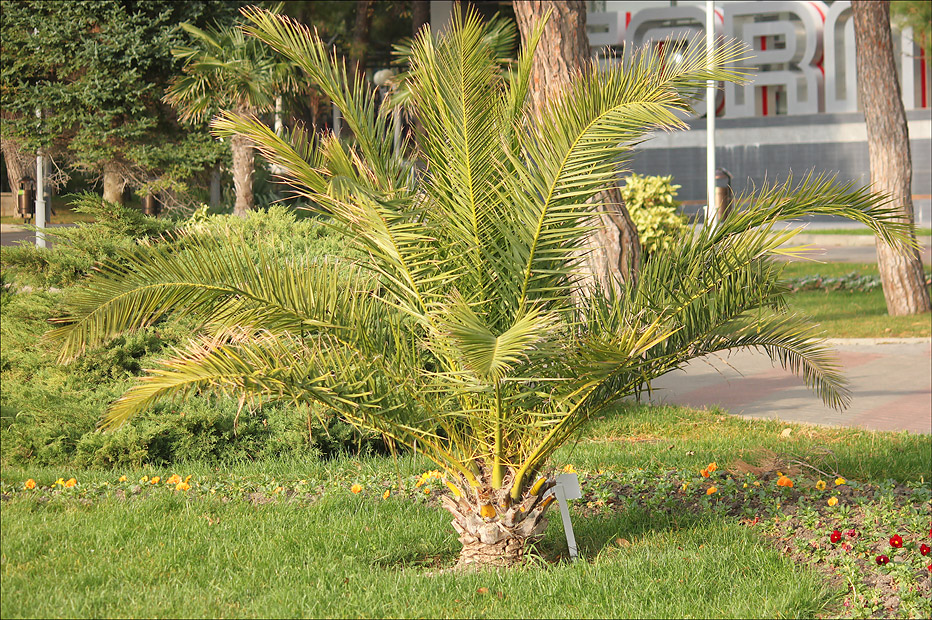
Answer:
[549,473,582,559]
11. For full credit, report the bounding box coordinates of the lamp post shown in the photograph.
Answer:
[35,109,47,248]
[705,0,717,229]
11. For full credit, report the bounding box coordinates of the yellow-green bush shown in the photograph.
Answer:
[620,173,688,257]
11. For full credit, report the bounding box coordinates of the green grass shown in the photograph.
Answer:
[3,404,929,619]
[780,262,932,338]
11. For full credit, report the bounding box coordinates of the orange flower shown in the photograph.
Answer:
[118,475,127,483]
[166,474,181,485]
[700,468,710,478]
[150,476,160,485]
[777,476,793,488]
[827,496,838,507]
[423,487,431,494]
[707,462,717,473]
[175,481,190,491]
[351,484,362,494]
[24,479,36,490]
[706,486,718,495]
[382,490,390,500]
[64,478,77,488]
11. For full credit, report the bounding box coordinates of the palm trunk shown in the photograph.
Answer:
[442,474,556,569]
[230,133,255,218]
[852,1,931,315]
[514,0,642,290]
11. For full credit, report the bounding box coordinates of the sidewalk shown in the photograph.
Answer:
[642,338,932,434]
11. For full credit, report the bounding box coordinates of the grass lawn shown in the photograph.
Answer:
[0,200,98,226]
[2,404,930,619]
[780,262,932,338]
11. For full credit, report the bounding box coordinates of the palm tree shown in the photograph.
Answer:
[51,7,916,569]
[164,19,295,217]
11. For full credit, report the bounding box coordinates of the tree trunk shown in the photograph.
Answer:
[514,0,641,290]
[230,133,255,217]
[412,1,429,37]
[102,161,125,205]
[852,1,931,315]
[351,0,374,81]
[1,135,30,196]
[441,475,556,569]
[209,165,222,208]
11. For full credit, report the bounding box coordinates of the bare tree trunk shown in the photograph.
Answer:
[853,1,931,315]
[412,1,430,37]
[351,0,374,81]
[514,0,641,290]
[230,133,255,217]
[1,136,30,195]
[102,161,125,205]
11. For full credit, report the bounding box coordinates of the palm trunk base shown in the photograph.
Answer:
[456,535,528,569]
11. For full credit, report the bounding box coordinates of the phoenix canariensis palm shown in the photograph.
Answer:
[50,7,917,568]
[164,17,296,216]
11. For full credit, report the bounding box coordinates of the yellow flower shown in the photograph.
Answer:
[351,484,362,494]
[273,486,283,494]
[54,478,64,487]
[742,483,748,488]
[118,475,127,483]
[834,477,846,486]
[681,482,690,491]
[140,475,149,483]
[753,481,761,487]
[24,479,36,490]
[166,474,181,485]
[64,478,77,488]
[175,482,190,491]
[150,476,160,485]
[827,496,838,507]
[562,464,576,473]
[706,486,717,495]
[382,490,390,500]
[815,480,826,491]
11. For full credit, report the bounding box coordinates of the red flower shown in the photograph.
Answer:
[876,555,890,565]
[846,529,857,538]
[830,530,842,543]
[920,544,931,556]
[889,534,903,548]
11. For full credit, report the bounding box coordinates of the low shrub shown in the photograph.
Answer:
[620,173,688,257]
[1,205,377,469]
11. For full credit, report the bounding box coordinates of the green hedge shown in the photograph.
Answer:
[1,203,379,469]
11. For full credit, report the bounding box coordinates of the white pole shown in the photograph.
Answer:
[333,103,342,138]
[706,0,717,229]
[35,109,47,249]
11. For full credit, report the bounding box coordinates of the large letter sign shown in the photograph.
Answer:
[722,1,827,117]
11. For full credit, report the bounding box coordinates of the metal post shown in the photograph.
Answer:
[333,103,342,138]
[705,0,717,230]
[392,106,402,157]
[35,149,47,249]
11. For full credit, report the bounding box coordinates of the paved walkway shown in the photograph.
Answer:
[644,338,932,434]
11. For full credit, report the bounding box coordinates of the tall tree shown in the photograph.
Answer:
[852,0,931,315]
[0,0,235,206]
[350,0,375,80]
[513,0,642,289]
[165,19,295,217]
